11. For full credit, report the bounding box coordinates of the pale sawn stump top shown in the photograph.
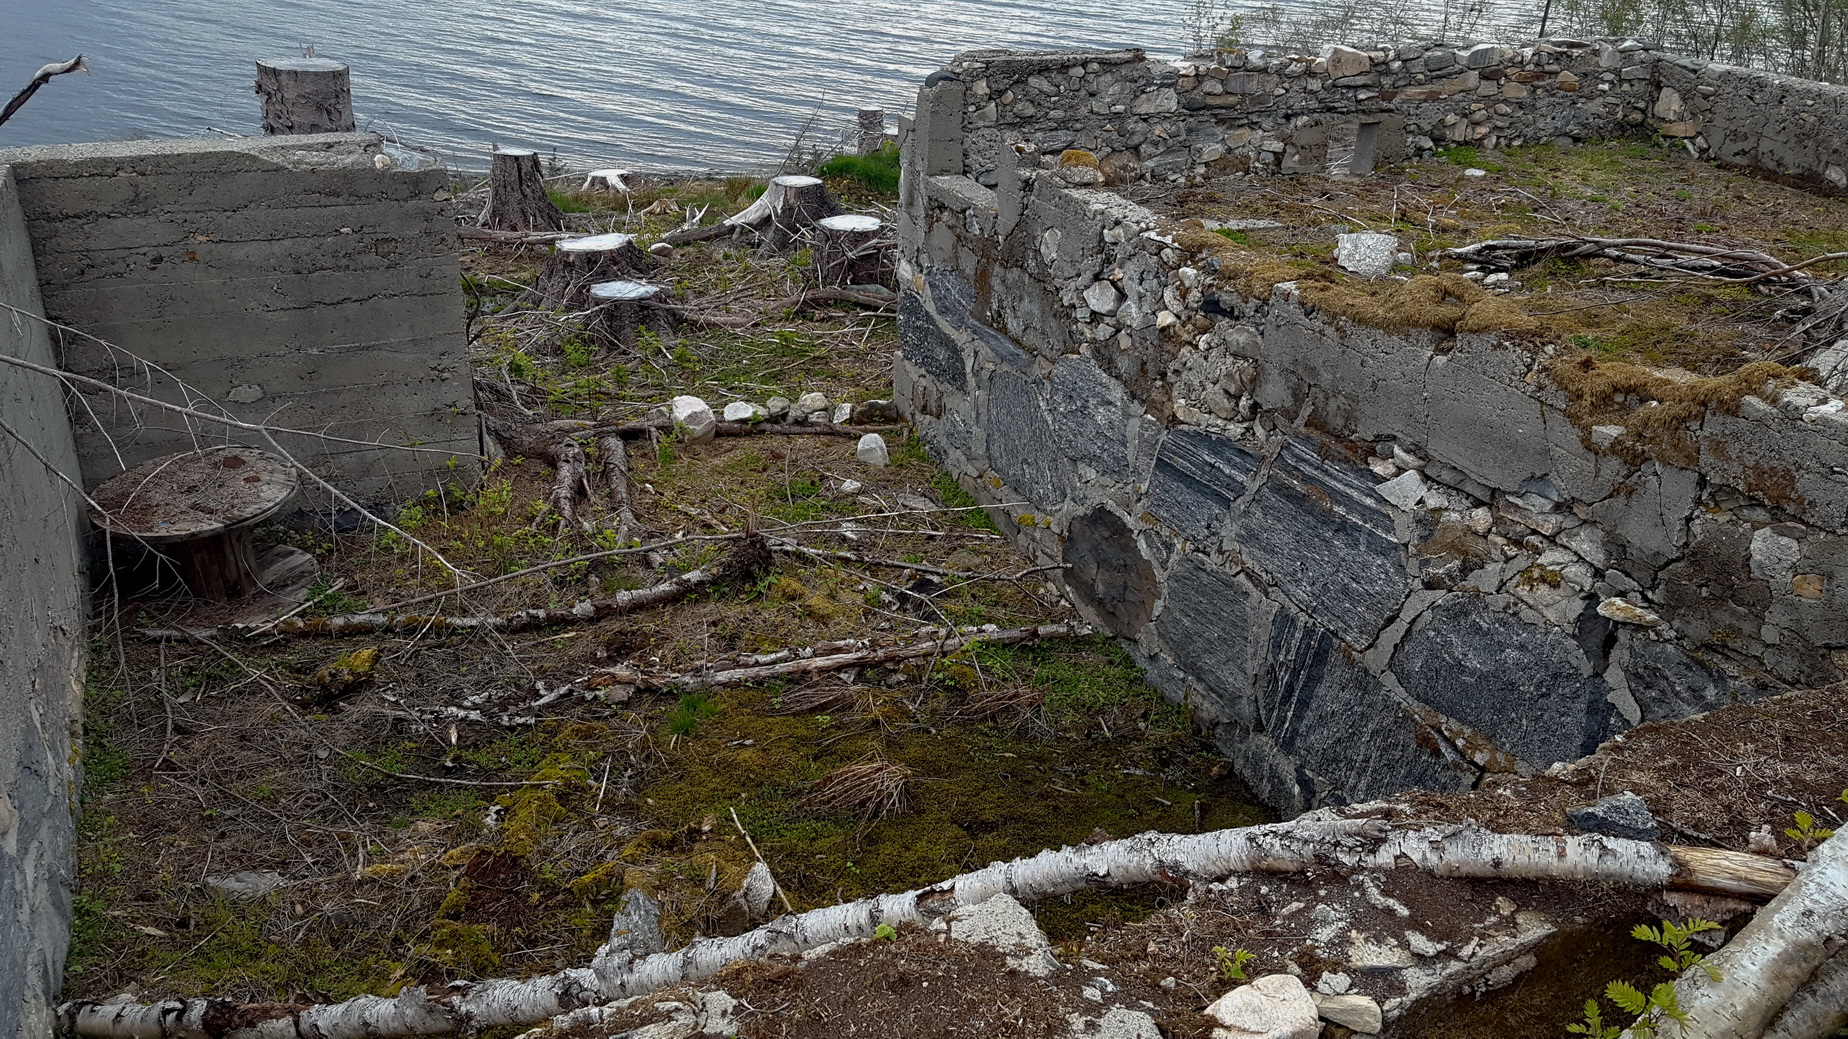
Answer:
[560,233,639,253]
[590,280,662,301]
[819,214,883,232]
[89,447,299,542]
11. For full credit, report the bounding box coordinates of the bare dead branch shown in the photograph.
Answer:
[0,55,86,129]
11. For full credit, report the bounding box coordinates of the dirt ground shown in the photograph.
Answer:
[66,167,1268,1005]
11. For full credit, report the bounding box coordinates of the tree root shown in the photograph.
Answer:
[57,820,1796,1039]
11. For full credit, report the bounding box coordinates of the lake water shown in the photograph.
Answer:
[1,0,1216,172]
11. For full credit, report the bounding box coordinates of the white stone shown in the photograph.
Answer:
[1156,310,1180,329]
[1366,456,1400,479]
[1463,167,1489,178]
[1406,930,1448,957]
[669,395,716,444]
[1314,972,1352,995]
[226,384,264,403]
[839,479,863,495]
[1066,1008,1163,1039]
[1084,280,1123,315]
[1206,974,1321,1039]
[936,893,1060,975]
[1325,44,1373,79]
[793,391,829,417]
[1390,444,1425,470]
[831,402,855,424]
[1376,470,1429,511]
[1749,527,1801,582]
[856,433,890,467]
[1336,232,1400,278]
[1597,597,1663,627]
[1313,993,1383,1034]
[722,401,766,422]
[205,871,282,901]
[765,396,792,420]
[1590,424,1626,448]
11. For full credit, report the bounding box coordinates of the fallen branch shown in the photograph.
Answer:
[662,288,895,330]
[57,820,1794,1039]
[457,226,580,246]
[338,753,565,788]
[598,434,639,546]
[543,437,590,532]
[771,542,1061,583]
[1437,235,1834,289]
[204,533,769,637]
[0,55,86,129]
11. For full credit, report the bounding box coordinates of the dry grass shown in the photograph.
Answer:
[796,756,916,823]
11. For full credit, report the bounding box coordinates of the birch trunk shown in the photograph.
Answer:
[59,822,1793,1039]
[1664,831,1848,1039]
[1762,950,1848,1039]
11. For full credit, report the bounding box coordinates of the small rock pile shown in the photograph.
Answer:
[649,392,900,466]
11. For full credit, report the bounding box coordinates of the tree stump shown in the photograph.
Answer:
[857,109,886,155]
[525,233,661,310]
[487,147,566,232]
[255,58,356,135]
[582,168,634,194]
[752,175,845,257]
[589,281,666,351]
[814,214,891,288]
[88,448,301,601]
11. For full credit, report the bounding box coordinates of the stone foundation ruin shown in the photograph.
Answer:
[895,40,1848,814]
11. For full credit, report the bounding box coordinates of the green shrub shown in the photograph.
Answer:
[819,144,901,195]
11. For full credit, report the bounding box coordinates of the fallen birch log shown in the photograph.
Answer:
[1665,829,1847,1039]
[457,226,579,246]
[1763,949,1848,1039]
[58,820,1794,1039]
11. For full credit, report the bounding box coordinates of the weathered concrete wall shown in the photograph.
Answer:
[0,166,85,1039]
[1652,56,1848,191]
[897,49,1848,815]
[0,134,478,506]
[933,40,1657,190]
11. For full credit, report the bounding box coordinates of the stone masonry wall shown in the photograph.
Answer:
[0,166,85,1039]
[921,39,1848,196]
[0,134,480,507]
[897,48,1848,815]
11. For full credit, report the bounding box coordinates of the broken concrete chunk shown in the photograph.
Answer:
[831,402,855,424]
[1207,974,1321,1039]
[722,401,766,422]
[1336,232,1400,278]
[1376,469,1429,511]
[669,395,716,444]
[1567,791,1661,841]
[1312,993,1384,1034]
[856,433,890,467]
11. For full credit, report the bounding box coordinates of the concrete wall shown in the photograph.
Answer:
[0,134,478,506]
[928,39,1848,195]
[897,49,1848,815]
[0,166,85,1039]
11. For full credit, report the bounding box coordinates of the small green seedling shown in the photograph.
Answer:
[873,923,897,941]
[1212,946,1254,982]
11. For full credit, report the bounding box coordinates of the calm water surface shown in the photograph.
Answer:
[1,0,1205,171]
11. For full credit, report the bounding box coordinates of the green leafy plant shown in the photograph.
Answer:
[1569,918,1721,1038]
[664,692,719,735]
[1785,790,1846,846]
[873,923,898,941]
[1213,945,1254,982]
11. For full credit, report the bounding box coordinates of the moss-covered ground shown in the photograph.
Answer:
[1156,138,1848,375]
[66,165,1268,1004]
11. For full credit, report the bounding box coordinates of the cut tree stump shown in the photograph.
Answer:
[89,448,304,600]
[487,147,566,232]
[755,175,845,256]
[254,58,355,135]
[525,233,660,310]
[589,280,667,351]
[814,214,891,288]
[857,108,886,154]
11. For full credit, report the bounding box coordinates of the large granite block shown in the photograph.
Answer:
[1144,427,1262,545]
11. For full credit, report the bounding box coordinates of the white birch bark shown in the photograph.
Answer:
[1762,949,1848,1039]
[1666,830,1848,1039]
[59,822,1793,1039]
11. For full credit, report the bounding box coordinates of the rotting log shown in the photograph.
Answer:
[57,821,1797,1039]
[486,147,565,232]
[524,234,659,311]
[598,435,640,546]
[254,57,354,135]
[856,108,886,154]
